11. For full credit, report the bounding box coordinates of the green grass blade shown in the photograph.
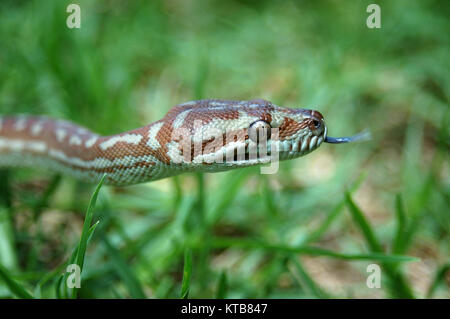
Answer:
[181,248,192,299]
[0,263,33,299]
[55,274,64,299]
[59,246,79,299]
[288,258,329,298]
[397,175,434,254]
[261,175,279,217]
[0,208,18,271]
[195,173,205,228]
[426,264,450,298]
[34,261,67,298]
[345,193,415,298]
[392,194,407,254]
[75,174,106,272]
[0,170,12,208]
[67,174,106,298]
[303,174,366,244]
[32,174,61,219]
[101,236,146,298]
[172,175,183,208]
[207,169,254,225]
[209,237,418,262]
[215,271,228,299]
[304,200,346,245]
[345,192,382,252]
[60,221,99,298]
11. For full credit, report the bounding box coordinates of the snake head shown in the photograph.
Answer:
[266,105,327,161]
[164,99,329,166]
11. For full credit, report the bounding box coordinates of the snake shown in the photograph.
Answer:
[0,99,368,186]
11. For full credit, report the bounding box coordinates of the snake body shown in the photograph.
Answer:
[0,99,364,186]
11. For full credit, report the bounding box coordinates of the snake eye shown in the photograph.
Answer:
[248,120,271,143]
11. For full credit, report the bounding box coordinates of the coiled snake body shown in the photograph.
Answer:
[0,99,366,186]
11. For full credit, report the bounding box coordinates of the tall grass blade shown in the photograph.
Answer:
[392,194,407,254]
[181,248,192,299]
[32,174,61,219]
[66,174,106,298]
[75,175,106,272]
[215,271,228,299]
[345,193,415,298]
[426,264,449,298]
[303,174,366,244]
[345,192,382,252]
[0,263,33,299]
[0,170,12,208]
[58,221,99,298]
[288,258,329,298]
[0,208,18,270]
[101,236,146,298]
[210,237,418,262]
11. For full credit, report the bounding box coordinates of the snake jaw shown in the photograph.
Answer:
[275,133,325,160]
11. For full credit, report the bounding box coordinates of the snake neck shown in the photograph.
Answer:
[0,116,163,185]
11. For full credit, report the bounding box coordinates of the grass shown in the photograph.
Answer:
[181,249,193,299]
[0,174,105,299]
[0,0,448,298]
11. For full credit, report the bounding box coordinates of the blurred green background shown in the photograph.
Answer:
[0,0,448,298]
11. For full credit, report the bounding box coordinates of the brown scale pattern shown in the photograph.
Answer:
[0,99,325,185]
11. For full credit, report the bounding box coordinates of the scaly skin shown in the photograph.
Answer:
[0,99,334,185]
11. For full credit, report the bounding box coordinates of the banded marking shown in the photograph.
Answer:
[27,141,47,153]
[147,122,164,150]
[77,127,90,135]
[179,101,196,107]
[55,128,67,142]
[166,141,184,163]
[31,121,44,136]
[0,138,25,151]
[85,136,98,148]
[173,110,191,129]
[100,134,143,151]
[14,117,27,131]
[69,135,83,146]
[209,101,228,107]
[0,137,47,153]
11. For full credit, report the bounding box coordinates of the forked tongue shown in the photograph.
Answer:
[325,130,371,144]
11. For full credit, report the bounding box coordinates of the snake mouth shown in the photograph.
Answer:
[200,134,326,165]
[231,130,327,163]
[192,125,329,165]
[273,124,327,159]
